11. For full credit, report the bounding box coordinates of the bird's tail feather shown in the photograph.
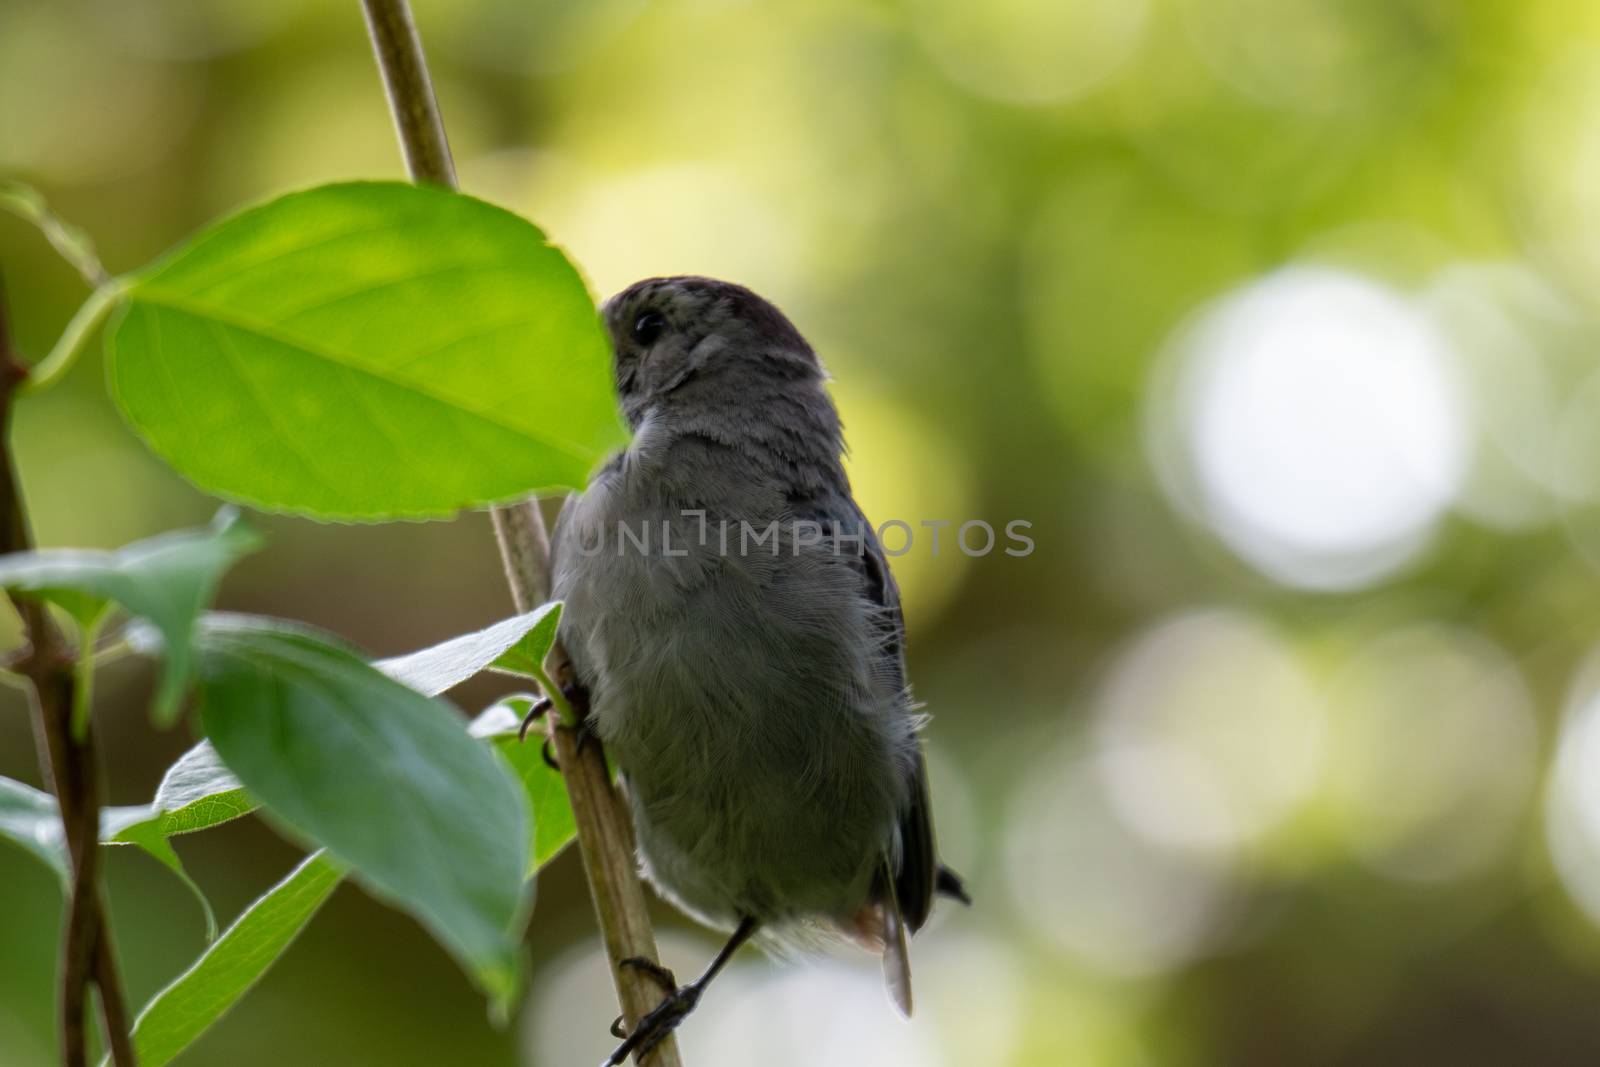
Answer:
[880,855,913,1017]
[936,864,972,906]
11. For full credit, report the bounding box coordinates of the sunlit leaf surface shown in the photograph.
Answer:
[106,181,626,520]
[125,851,344,1067]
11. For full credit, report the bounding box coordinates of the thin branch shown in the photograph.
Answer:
[0,275,135,1065]
[93,915,135,1065]
[359,0,456,189]
[358,4,682,1064]
[25,654,92,1067]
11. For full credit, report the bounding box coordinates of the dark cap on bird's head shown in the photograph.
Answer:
[602,276,823,426]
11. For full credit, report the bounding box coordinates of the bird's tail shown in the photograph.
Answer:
[880,855,914,1017]
[936,864,972,906]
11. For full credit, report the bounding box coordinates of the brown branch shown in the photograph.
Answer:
[0,276,135,1066]
[93,908,135,1065]
[358,4,682,1063]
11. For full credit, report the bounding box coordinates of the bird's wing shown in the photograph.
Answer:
[853,506,937,934]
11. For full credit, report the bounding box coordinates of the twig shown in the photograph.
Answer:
[358,4,682,1064]
[93,920,135,1064]
[0,275,135,1065]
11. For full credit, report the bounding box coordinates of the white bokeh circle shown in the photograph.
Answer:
[1152,266,1469,590]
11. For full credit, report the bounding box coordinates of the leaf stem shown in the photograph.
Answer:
[0,272,136,1064]
[359,4,683,1062]
[70,614,103,742]
[0,181,111,289]
[21,279,126,396]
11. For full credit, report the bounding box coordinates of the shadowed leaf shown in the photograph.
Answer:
[0,509,262,725]
[471,698,578,872]
[195,614,530,1002]
[0,776,67,885]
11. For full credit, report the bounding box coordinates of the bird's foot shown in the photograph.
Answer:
[517,682,590,740]
[600,916,757,1064]
[620,956,678,990]
[602,981,703,1066]
[516,696,553,742]
[607,957,679,1039]
[517,684,597,771]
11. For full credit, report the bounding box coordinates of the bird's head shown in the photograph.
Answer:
[602,276,823,428]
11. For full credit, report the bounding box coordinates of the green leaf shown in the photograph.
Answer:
[376,602,561,695]
[102,740,258,941]
[126,851,344,1067]
[97,606,566,905]
[127,740,255,837]
[487,602,563,681]
[105,181,627,521]
[0,776,68,885]
[194,615,529,1001]
[19,280,126,396]
[102,804,219,942]
[0,775,222,939]
[471,699,578,872]
[104,740,254,856]
[0,509,263,726]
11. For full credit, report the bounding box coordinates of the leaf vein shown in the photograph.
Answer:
[132,297,598,466]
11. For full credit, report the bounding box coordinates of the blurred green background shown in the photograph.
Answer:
[7,0,1600,1063]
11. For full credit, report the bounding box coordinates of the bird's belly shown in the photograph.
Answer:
[620,704,893,928]
[596,585,907,926]
[554,495,916,926]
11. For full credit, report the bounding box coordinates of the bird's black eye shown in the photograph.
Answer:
[631,310,667,347]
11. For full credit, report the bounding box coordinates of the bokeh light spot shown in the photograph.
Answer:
[1093,609,1323,857]
[528,935,947,1067]
[1153,266,1469,590]
[1426,262,1586,530]
[1006,754,1231,977]
[1327,626,1536,883]
[1545,649,1600,937]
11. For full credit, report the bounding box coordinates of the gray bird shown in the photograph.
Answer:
[550,276,968,1064]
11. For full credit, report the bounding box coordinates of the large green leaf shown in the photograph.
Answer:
[105,181,626,520]
[0,509,262,725]
[0,776,68,885]
[125,851,344,1067]
[471,700,578,872]
[194,614,529,1001]
[114,714,578,1062]
[108,613,580,1063]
